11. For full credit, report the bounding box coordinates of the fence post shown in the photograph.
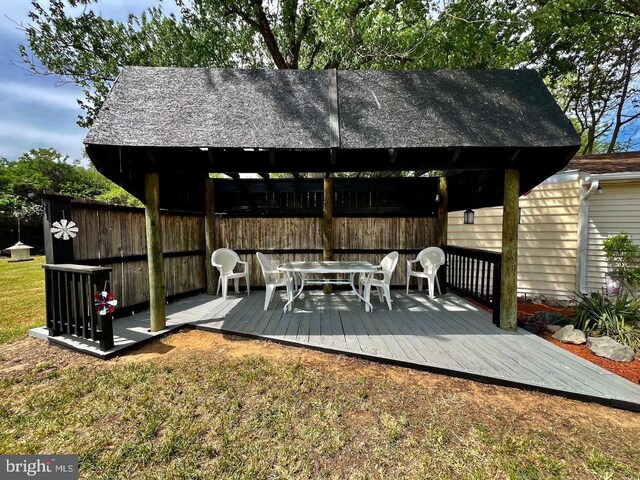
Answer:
[204,178,218,295]
[322,177,334,294]
[42,194,74,264]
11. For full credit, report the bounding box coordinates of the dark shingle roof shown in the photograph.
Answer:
[85,67,580,150]
[85,68,330,149]
[338,70,579,149]
[567,151,640,174]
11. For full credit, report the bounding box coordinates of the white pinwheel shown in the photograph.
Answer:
[50,219,79,240]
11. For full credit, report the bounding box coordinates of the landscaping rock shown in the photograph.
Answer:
[587,336,635,363]
[552,325,586,344]
[546,324,562,334]
[534,312,563,325]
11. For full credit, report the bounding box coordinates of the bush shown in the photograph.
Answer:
[603,233,640,292]
[570,292,640,350]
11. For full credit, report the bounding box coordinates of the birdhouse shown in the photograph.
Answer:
[5,241,34,262]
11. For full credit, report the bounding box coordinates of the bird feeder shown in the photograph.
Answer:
[5,241,34,262]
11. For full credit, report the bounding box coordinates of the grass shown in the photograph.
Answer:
[1,331,640,479]
[1,261,640,478]
[0,256,45,345]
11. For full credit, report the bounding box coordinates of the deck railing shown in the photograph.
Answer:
[44,264,114,351]
[442,246,502,325]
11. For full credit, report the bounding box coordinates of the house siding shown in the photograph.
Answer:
[448,179,581,299]
[586,182,640,293]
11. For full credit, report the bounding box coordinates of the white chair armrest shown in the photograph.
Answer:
[407,259,420,264]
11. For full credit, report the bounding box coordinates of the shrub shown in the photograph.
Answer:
[570,291,640,350]
[603,233,640,292]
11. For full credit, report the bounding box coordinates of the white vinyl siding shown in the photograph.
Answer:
[448,180,581,299]
[586,183,640,293]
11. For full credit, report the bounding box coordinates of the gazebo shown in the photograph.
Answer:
[83,67,581,333]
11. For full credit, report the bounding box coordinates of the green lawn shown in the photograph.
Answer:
[1,260,640,479]
[0,256,45,345]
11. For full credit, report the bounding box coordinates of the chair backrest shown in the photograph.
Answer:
[418,247,445,272]
[380,251,399,274]
[256,252,275,283]
[212,248,240,275]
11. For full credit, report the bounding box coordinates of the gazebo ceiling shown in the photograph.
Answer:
[84,67,581,211]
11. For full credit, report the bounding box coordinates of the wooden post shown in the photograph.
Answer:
[322,177,334,294]
[144,172,166,332]
[500,169,519,331]
[42,194,74,264]
[204,178,218,295]
[436,176,448,293]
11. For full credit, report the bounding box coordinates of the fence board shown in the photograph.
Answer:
[70,203,205,312]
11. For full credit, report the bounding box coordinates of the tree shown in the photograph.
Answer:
[17,0,640,153]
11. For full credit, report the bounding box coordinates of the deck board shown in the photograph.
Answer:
[29,290,640,411]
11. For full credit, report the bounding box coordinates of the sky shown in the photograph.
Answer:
[0,0,177,163]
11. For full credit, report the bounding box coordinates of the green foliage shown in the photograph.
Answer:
[0,148,140,233]
[570,291,640,349]
[603,233,640,289]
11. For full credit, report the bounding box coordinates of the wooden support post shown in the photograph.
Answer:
[500,169,519,331]
[436,176,448,293]
[204,178,218,295]
[144,172,166,332]
[322,177,334,294]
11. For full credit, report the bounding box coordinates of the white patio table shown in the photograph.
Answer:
[278,261,377,313]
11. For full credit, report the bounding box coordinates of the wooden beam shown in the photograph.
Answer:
[451,148,461,163]
[500,169,519,331]
[436,176,449,294]
[436,176,448,248]
[204,178,217,295]
[144,172,166,332]
[322,177,334,294]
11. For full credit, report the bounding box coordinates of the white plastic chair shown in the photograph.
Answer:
[359,251,399,310]
[406,247,445,299]
[256,252,292,310]
[211,248,250,300]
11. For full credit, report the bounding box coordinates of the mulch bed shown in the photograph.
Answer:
[516,301,640,385]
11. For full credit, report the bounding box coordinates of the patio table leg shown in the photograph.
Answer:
[283,272,305,313]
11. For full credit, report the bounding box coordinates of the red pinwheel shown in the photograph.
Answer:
[94,291,118,316]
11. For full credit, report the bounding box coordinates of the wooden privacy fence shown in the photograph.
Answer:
[216,216,437,286]
[42,194,206,315]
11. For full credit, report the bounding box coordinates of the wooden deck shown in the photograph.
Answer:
[30,290,640,411]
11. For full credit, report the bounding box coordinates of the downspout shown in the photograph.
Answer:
[576,174,600,294]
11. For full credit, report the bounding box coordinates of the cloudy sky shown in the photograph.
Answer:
[0,0,178,163]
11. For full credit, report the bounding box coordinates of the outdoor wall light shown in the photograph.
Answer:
[463,209,475,224]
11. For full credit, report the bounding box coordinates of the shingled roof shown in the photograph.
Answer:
[84,67,581,210]
[85,67,579,150]
[567,151,640,174]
